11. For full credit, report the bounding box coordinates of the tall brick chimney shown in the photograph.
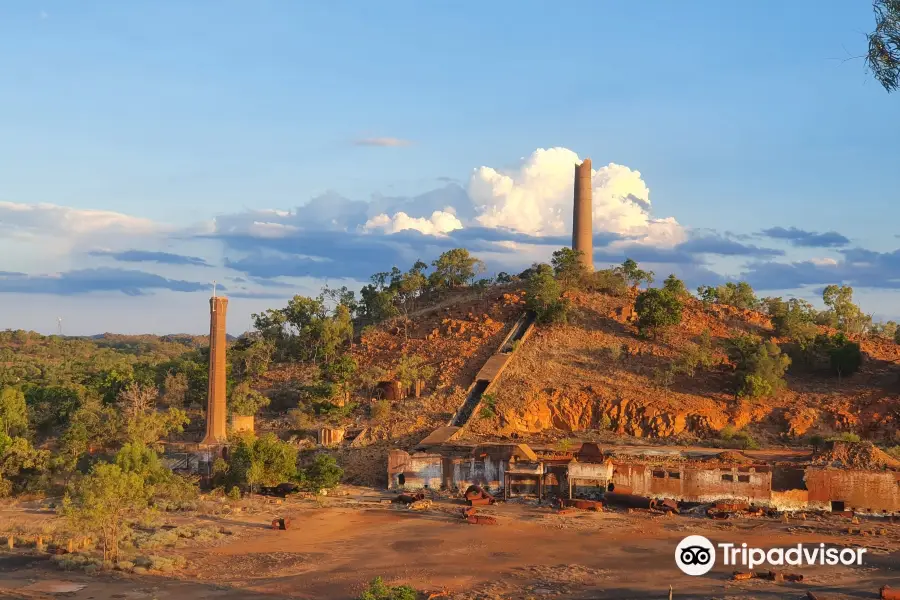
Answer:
[201,296,228,446]
[572,157,594,271]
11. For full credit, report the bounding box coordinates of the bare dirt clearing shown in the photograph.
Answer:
[1,494,898,599]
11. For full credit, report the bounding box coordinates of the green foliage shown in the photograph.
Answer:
[870,320,898,341]
[718,426,759,450]
[114,443,197,509]
[62,462,149,562]
[829,432,862,443]
[116,382,189,448]
[496,272,516,284]
[230,336,274,382]
[0,432,50,497]
[228,382,271,417]
[866,0,900,93]
[479,393,497,419]
[617,258,654,289]
[301,453,343,492]
[525,264,569,324]
[429,248,485,289]
[634,288,683,336]
[395,354,435,390]
[673,330,716,377]
[662,274,688,299]
[587,268,629,297]
[765,297,819,342]
[0,387,28,436]
[358,577,417,600]
[226,433,299,493]
[726,336,791,399]
[370,399,390,422]
[824,334,863,379]
[821,285,871,335]
[550,247,587,288]
[808,434,826,450]
[707,281,759,310]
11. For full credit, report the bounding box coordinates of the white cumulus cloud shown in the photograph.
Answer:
[0,201,163,236]
[362,210,463,236]
[469,147,685,247]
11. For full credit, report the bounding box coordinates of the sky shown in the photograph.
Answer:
[1,1,899,335]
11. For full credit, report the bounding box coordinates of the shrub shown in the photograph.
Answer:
[828,432,862,443]
[726,336,790,399]
[617,258,654,289]
[673,330,715,377]
[550,247,588,289]
[479,393,497,419]
[370,400,390,422]
[358,577,417,600]
[662,274,689,298]
[301,453,343,492]
[588,268,628,296]
[634,288,683,337]
[525,264,569,324]
[765,297,818,343]
[826,334,863,379]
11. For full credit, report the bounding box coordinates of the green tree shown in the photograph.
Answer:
[358,577,417,600]
[822,333,863,379]
[870,320,898,340]
[116,382,189,448]
[301,453,344,492]
[525,264,569,324]
[696,285,719,306]
[727,335,791,399]
[821,285,871,335]
[674,329,716,377]
[395,354,435,393]
[634,288,683,337]
[0,433,50,497]
[429,248,485,289]
[61,462,148,562]
[323,354,359,402]
[765,297,818,343]
[588,268,628,296]
[716,282,758,310]
[161,370,189,407]
[114,443,197,509]
[662,274,689,299]
[866,0,900,93]
[550,247,587,288]
[227,433,298,493]
[229,381,271,417]
[617,258,654,289]
[0,387,28,436]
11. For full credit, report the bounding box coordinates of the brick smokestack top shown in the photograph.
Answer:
[572,157,594,271]
[201,296,228,446]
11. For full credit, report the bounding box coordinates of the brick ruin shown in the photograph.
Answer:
[572,157,593,271]
[387,442,900,514]
[201,295,228,447]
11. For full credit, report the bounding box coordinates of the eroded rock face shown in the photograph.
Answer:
[784,407,820,437]
[498,388,730,438]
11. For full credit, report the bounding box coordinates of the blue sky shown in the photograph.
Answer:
[1,1,898,335]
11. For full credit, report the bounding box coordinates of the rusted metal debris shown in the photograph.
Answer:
[657,498,679,513]
[271,518,290,530]
[604,492,656,509]
[882,585,900,600]
[466,515,497,525]
[731,571,753,581]
[394,492,425,505]
[715,501,749,513]
[560,499,603,511]
[464,485,495,503]
[467,497,494,507]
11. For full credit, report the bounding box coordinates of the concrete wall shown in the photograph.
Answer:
[387,450,443,490]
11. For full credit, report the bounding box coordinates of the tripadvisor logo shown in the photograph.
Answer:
[675,535,867,576]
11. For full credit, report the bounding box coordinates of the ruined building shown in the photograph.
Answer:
[201,296,228,446]
[572,157,594,271]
